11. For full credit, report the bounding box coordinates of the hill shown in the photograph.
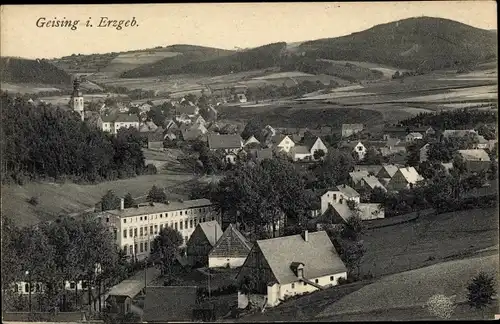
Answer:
[121,43,285,78]
[0,57,71,85]
[299,16,498,71]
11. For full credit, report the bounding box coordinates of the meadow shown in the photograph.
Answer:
[101,51,182,75]
[319,59,405,78]
[1,82,61,94]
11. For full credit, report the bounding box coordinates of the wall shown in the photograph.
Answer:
[387,171,408,191]
[310,138,328,156]
[353,144,366,160]
[209,256,246,269]
[278,137,295,153]
[293,153,312,162]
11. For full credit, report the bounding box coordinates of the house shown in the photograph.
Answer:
[176,113,192,125]
[383,126,410,140]
[413,126,436,136]
[386,167,424,191]
[186,220,223,267]
[181,123,208,141]
[143,286,198,322]
[208,224,252,268]
[106,279,145,315]
[457,149,491,173]
[207,134,244,164]
[405,132,423,142]
[164,118,178,131]
[236,230,347,308]
[442,129,478,139]
[327,202,385,223]
[359,175,387,192]
[175,102,200,118]
[376,164,400,180]
[349,170,370,188]
[344,141,367,160]
[291,137,328,161]
[320,185,360,214]
[236,93,247,103]
[190,115,207,126]
[139,103,153,113]
[139,121,159,133]
[273,135,295,153]
[244,135,261,147]
[379,137,407,156]
[147,129,165,150]
[419,143,431,162]
[342,124,364,138]
[353,165,383,175]
[473,135,490,149]
[101,113,140,135]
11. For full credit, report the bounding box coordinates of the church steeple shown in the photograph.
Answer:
[71,77,84,121]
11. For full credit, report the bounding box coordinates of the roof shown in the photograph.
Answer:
[303,137,322,150]
[103,199,214,219]
[458,149,491,161]
[207,134,243,149]
[442,129,478,138]
[291,145,310,155]
[143,286,198,322]
[378,164,399,177]
[255,231,347,285]
[244,135,260,146]
[336,184,360,198]
[349,170,369,184]
[330,203,352,222]
[272,134,290,145]
[256,148,273,161]
[101,113,139,123]
[361,176,387,191]
[407,132,423,138]
[107,279,144,299]
[386,137,401,147]
[210,224,252,254]
[198,220,223,246]
[342,124,364,131]
[398,167,424,184]
[353,165,383,174]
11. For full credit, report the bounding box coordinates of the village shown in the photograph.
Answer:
[3,74,498,323]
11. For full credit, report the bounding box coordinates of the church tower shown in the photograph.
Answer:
[71,77,84,121]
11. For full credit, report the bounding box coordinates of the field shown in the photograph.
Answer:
[359,208,499,278]
[320,59,406,78]
[38,93,129,106]
[101,51,182,76]
[319,254,499,320]
[1,82,62,94]
[1,170,199,227]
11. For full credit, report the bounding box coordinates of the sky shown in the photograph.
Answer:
[1,2,497,59]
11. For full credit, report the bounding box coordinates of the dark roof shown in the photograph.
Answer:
[143,286,198,322]
[256,148,274,161]
[207,134,242,149]
[198,220,223,246]
[101,113,139,123]
[175,104,199,116]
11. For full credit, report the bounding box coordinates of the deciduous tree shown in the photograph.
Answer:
[147,185,167,203]
[150,227,183,279]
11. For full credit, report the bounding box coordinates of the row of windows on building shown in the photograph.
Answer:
[13,282,88,293]
[289,275,338,289]
[122,216,215,239]
[123,234,188,256]
[122,206,214,224]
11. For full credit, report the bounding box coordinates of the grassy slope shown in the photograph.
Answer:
[319,254,499,319]
[0,57,72,85]
[300,16,497,70]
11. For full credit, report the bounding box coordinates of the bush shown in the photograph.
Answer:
[337,277,348,285]
[27,196,39,206]
[426,294,456,319]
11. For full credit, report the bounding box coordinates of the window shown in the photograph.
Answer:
[134,228,137,237]
[303,282,307,286]
[134,244,138,254]
[333,194,337,200]
[291,283,295,289]
[154,225,158,233]
[123,230,127,238]
[160,214,163,218]
[150,226,153,235]
[144,216,147,220]
[124,246,128,254]
[70,282,76,289]
[190,219,193,228]
[315,279,319,284]
[194,219,198,226]
[113,228,117,240]
[184,236,188,243]
[36,284,41,292]
[129,229,133,237]
[174,222,178,230]
[140,217,143,221]
[123,219,127,223]
[202,218,206,223]
[25,284,29,293]
[330,276,334,281]
[106,217,109,223]
[180,211,183,216]
[160,224,164,230]
[140,243,144,253]
[180,222,183,230]
[130,244,133,254]
[82,282,88,289]
[185,220,188,228]
[144,241,148,252]
[140,228,143,236]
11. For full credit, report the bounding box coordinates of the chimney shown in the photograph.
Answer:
[302,230,309,242]
[120,198,124,210]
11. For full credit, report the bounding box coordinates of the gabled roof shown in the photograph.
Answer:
[335,184,360,198]
[143,286,198,322]
[244,135,260,146]
[254,231,347,285]
[361,176,387,191]
[115,113,139,123]
[398,167,424,184]
[353,165,383,174]
[342,124,364,131]
[407,132,423,138]
[349,170,370,184]
[378,164,399,177]
[107,279,144,299]
[458,149,491,161]
[210,224,252,255]
[272,134,293,146]
[303,137,323,150]
[291,145,310,155]
[207,134,243,150]
[198,220,223,246]
[330,203,353,222]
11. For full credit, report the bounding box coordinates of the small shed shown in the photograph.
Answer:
[106,279,144,315]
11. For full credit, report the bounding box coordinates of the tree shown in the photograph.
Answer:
[150,227,183,279]
[426,294,457,319]
[360,147,383,165]
[101,190,121,211]
[241,119,263,141]
[313,149,355,189]
[147,185,167,203]
[123,193,135,209]
[466,272,496,318]
[313,149,326,160]
[369,187,387,204]
[340,239,366,279]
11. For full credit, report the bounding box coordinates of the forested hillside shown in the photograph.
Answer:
[0,57,72,85]
[0,92,146,184]
[399,108,498,130]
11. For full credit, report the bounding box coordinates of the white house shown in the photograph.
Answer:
[273,135,295,153]
[96,198,221,261]
[243,135,261,147]
[291,137,328,161]
[350,142,367,160]
[320,185,360,214]
[101,113,140,135]
[236,230,347,308]
[207,134,244,164]
[405,132,423,142]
